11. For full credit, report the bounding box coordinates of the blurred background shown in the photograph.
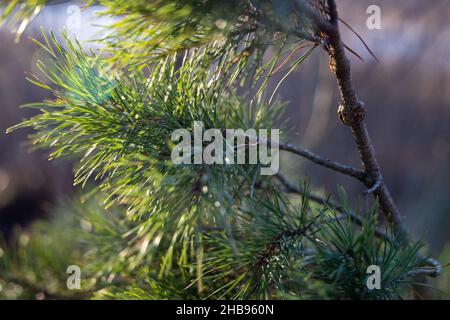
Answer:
[0,0,449,260]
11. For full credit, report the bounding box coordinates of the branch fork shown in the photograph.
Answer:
[277,0,442,277]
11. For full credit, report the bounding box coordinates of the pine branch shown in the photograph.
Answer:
[3,0,443,299]
[278,142,365,181]
[291,0,443,279]
[227,131,365,180]
[288,0,411,246]
[406,265,442,279]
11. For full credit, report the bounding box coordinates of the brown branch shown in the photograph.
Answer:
[232,131,365,180]
[278,142,365,181]
[302,0,412,246]
[406,265,442,278]
[256,0,440,278]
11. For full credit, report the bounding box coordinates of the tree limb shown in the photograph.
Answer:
[302,0,412,246]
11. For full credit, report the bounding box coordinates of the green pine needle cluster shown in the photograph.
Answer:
[0,189,426,300]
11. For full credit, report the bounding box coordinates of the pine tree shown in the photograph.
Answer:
[0,0,443,299]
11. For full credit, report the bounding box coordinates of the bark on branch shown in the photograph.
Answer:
[311,0,412,246]
[278,142,365,181]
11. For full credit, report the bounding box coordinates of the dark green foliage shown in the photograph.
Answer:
[313,212,425,299]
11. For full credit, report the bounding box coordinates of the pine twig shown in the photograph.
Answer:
[406,266,442,278]
[278,142,365,181]
[232,132,365,181]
